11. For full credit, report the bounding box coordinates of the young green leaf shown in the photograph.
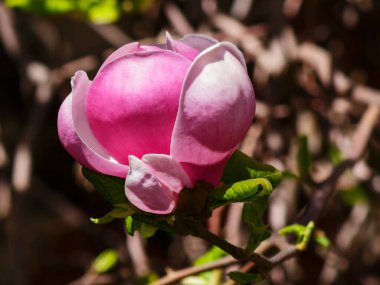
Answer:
[279,221,315,250]
[182,246,227,282]
[228,271,264,284]
[208,178,272,209]
[314,230,331,248]
[140,223,158,238]
[222,150,282,187]
[82,167,127,205]
[297,136,312,179]
[91,249,118,273]
[91,205,137,224]
[125,216,141,236]
[340,186,368,205]
[243,199,271,253]
[137,272,160,285]
[193,246,227,266]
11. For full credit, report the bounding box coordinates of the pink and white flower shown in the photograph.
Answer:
[57,33,255,214]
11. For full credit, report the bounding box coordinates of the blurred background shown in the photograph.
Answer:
[1,0,380,284]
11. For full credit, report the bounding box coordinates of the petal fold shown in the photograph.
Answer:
[165,31,176,52]
[125,155,190,214]
[71,71,111,159]
[171,42,255,185]
[165,31,199,61]
[57,94,128,178]
[179,34,218,52]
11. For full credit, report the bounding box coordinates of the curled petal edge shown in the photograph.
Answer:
[125,154,191,214]
[171,42,255,184]
[57,94,129,178]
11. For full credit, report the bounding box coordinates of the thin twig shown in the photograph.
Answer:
[151,256,237,285]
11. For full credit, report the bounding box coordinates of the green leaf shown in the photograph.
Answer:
[329,144,343,165]
[137,272,160,285]
[82,167,127,205]
[45,0,75,13]
[132,213,175,234]
[185,246,227,282]
[297,136,312,179]
[222,150,282,187]
[125,215,140,236]
[279,221,315,250]
[243,200,271,253]
[208,178,273,209]
[91,249,118,273]
[193,246,227,266]
[340,186,368,205]
[86,0,121,24]
[228,271,264,284]
[91,204,137,224]
[140,223,158,238]
[314,231,331,248]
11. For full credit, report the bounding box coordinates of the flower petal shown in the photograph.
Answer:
[180,34,218,52]
[86,50,192,164]
[165,31,176,52]
[99,42,142,73]
[171,42,255,185]
[165,31,199,61]
[57,94,129,178]
[125,155,190,214]
[142,154,193,192]
[71,71,112,159]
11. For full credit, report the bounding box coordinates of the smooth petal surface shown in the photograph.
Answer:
[86,50,192,164]
[99,42,163,73]
[180,34,218,52]
[71,71,111,159]
[171,42,255,184]
[125,155,190,214]
[142,154,193,192]
[57,95,129,178]
[165,31,199,61]
[98,42,142,73]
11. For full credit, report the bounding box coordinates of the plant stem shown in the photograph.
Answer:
[184,220,273,269]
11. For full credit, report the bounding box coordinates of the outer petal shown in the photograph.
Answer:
[57,94,129,178]
[165,31,199,61]
[179,34,218,52]
[71,71,111,159]
[171,42,255,185]
[99,42,164,73]
[125,155,191,214]
[98,42,142,73]
[86,50,192,164]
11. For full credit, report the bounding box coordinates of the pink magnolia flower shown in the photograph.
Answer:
[57,33,255,214]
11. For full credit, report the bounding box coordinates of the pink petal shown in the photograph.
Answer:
[165,31,176,52]
[71,71,110,159]
[99,42,163,73]
[86,50,192,164]
[57,94,129,178]
[99,42,142,73]
[165,31,199,61]
[173,40,200,61]
[125,155,191,214]
[171,42,255,185]
[142,154,192,192]
[180,34,218,52]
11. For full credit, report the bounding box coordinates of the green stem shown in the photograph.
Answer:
[184,220,273,269]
